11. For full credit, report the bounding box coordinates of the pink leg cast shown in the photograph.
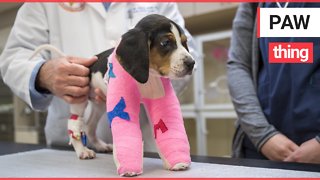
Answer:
[142,78,191,170]
[107,57,143,176]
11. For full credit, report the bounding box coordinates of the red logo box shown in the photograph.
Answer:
[269,42,313,63]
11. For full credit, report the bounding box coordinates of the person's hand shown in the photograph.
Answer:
[93,88,106,104]
[261,134,299,161]
[284,138,320,164]
[36,56,97,104]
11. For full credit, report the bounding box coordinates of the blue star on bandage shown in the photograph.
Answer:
[107,97,130,125]
[108,63,116,78]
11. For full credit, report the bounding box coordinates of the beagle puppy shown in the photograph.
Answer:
[32,14,195,177]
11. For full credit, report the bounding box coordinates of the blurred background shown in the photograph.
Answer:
[0,2,239,157]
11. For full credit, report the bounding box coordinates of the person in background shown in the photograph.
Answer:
[227,2,320,164]
[0,2,197,152]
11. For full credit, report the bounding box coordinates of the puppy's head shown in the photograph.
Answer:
[116,14,195,83]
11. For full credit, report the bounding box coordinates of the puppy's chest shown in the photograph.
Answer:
[137,75,165,99]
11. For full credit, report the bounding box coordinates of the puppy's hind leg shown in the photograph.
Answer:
[87,71,113,152]
[69,102,96,159]
[85,101,113,152]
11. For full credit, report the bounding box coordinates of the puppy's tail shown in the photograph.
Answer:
[29,44,65,60]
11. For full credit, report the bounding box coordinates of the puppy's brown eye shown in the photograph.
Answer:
[160,40,170,47]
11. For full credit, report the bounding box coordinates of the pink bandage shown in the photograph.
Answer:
[142,78,191,168]
[106,51,190,176]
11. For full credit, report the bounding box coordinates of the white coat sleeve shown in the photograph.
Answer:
[158,3,199,94]
[0,3,52,111]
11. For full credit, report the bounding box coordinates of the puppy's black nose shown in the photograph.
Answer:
[184,59,195,71]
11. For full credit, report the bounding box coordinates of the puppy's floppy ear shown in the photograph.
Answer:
[116,28,149,84]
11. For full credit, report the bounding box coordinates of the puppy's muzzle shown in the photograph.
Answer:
[183,56,195,75]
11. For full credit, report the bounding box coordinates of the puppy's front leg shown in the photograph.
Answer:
[107,59,143,177]
[142,78,191,171]
[69,102,95,159]
[108,96,143,176]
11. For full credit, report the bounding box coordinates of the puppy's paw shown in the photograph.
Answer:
[78,147,96,159]
[159,152,190,171]
[92,140,113,152]
[120,172,139,177]
[171,163,189,171]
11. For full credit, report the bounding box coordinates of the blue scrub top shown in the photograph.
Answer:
[258,3,320,145]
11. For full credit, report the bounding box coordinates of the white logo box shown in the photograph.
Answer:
[258,8,320,37]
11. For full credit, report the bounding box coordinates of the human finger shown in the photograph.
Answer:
[64,86,90,97]
[94,88,106,101]
[63,95,88,104]
[67,76,90,87]
[67,56,97,67]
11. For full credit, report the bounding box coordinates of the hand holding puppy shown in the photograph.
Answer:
[36,56,97,104]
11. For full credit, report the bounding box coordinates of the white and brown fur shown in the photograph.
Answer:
[31,14,195,162]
